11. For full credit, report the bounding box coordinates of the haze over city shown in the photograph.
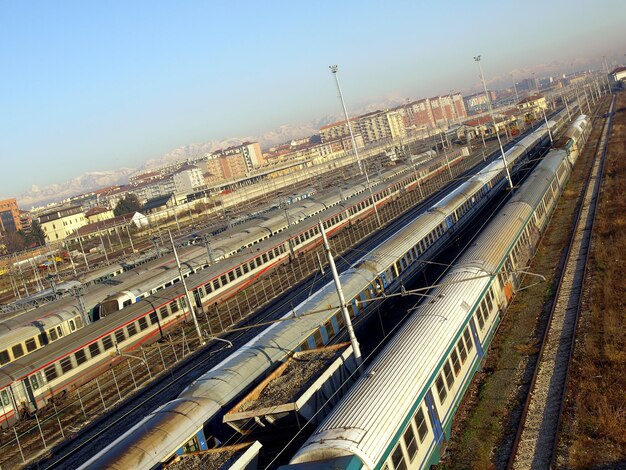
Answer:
[2,0,625,205]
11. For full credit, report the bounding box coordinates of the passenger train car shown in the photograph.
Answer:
[0,165,426,367]
[286,115,592,470]
[0,140,478,365]
[75,111,581,468]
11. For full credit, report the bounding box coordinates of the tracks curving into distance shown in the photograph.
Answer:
[508,94,616,470]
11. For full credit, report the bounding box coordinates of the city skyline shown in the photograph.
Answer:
[2,0,625,203]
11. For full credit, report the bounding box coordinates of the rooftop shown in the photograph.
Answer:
[85,207,111,217]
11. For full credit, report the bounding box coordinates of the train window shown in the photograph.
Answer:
[324,321,334,340]
[44,365,58,382]
[160,306,169,318]
[115,330,126,345]
[12,344,24,359]
[102,335,114,351]
[0,350,9,365]
[242,264,249,274]
[69,320,76,332]
[138,317,149,331]
[204,282,213,293]
[334,312,345,329]
[89,342,101,358]
[49,329,58,341]
[347,304,356,319]
[312,330,324,348]
[1,390,9,406]
[60,357,73,374]
[127,323,137,337]
[149,312,158,325]
[457,338,467,363]
[485,292,494,312]
[228,271,235,282]
[451,350,461,375]
[480,299,488,322]
[435,374,447,403]
[26,339,37,352]
[57,326,64,338]
[213,279,221,291]
[415,408,428,442]
[171,300,180,313]
[262,253,269,263]
[391,443,407,470]
[75,317,83,329]
[220,275,228,286]
[463,327,473,353]
[403,424,418,460]
[476,307,485,330]
[75,349,87,366]
[444,362,454,389]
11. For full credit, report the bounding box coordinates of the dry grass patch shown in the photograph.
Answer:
[559,92,626,469]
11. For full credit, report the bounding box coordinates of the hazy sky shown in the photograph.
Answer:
[2,0,625,198]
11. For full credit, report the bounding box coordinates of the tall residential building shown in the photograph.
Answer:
[357,110,406,143]
[399,93,467,130]
[319,110,405,145]
[214,142,264,174]
[400,98,435,129]
[463,91,497,115]
[0,198,21,233]
[173,164,205,194]
[38,205,87,242]
[319,118,359,143]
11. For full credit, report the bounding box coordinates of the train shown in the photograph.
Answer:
[0,162,433,368]
[75,109,580,468]
[286,115,592,470]
[0,141,485,428]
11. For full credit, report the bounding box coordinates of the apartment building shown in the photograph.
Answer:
[39,205,87,242]
[0,198,21,233]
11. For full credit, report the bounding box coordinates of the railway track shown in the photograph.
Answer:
[5,115,558,469]
[23,143,506,470]
[509,94,616,470]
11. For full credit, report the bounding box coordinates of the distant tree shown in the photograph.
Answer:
[114,194,142,216]
[24,220,46,247]
[2,231,26,254]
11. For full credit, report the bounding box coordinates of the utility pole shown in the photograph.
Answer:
[319,220,362,370]
[474,55,514,190]
[71,285,90,325]
[168,230,205,345]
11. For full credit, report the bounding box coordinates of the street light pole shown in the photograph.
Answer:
[474,55,513,190]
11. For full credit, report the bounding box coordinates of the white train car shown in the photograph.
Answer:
[286,116,591,470]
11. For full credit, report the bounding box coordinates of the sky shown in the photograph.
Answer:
[1,0,625,200]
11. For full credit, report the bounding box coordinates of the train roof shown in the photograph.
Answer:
[291,135,573,467]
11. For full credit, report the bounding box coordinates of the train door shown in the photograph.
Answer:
[22,378,37,411]
[425,390,445,451]
[193,289,202,309]
[0,388,15,424]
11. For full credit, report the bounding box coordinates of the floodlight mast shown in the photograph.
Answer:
[474,55,514,190]
[329,64,362,175]
[329,64,382,227]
